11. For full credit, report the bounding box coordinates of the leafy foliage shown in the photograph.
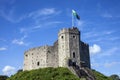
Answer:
[0,75,8,80]
[110,74,120,80]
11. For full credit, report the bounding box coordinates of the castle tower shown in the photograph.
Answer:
[23,27,91,71]
[58,27,81,67]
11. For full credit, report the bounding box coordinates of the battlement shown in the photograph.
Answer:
[69,27,80,34]
[58,27,80,36]
[23,27,90,71]
[58,28,69,35]
[24,45,49,54]
[81,41,89,47]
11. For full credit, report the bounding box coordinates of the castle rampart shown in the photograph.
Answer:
[23,27,90,71]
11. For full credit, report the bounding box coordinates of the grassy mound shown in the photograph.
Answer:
[92,69,112,80]
[7,67,79,80]
[7,67,112,80]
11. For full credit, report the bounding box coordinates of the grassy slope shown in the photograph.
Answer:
[7,67,79,80]
[92,69,112,80]
[7,67,112,80]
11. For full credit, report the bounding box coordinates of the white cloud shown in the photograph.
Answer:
[83,31,98,39]
[102,30,115,35]
[0,38,6,42]
[90,44,101,54]
[43,21,62,26]
[39,8,56,15]
[0,0,16,5]
[77,21,84,26]
[12,39,25,45]
[91,63,100,68]
[12,34,29,46]
[0,8,26,23]
[76,21,84,30]
[29,8,60,19]
[102,13,113,18]
[2,65,16,76]
[100,47,118,56]
[109,37,120,41]
[0,47,7,51]
[104,62,120,68]
[20,21,62,34]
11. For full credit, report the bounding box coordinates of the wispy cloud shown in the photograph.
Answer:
[101,12,120,18]
[104,62,120,68]
[0,7,62,24]
[101,13,113,18]
[83,31,99,39]
[82,29,118,44]
[12,39,25,45]
[0,0,16,5]
[91,61,120,69]
[100,47,119,56]
[108,37,120,41]
[0,8,26,23]
[102,30,115,35]
[12,35,28,46]
[28,8,61,19]
[76,20,85,30]
[89,44,101,55]
[0,38,6,42]
[83,30,115,39]
[0,47,7,51]
[20,21,62,34]
[91,63,100,68]
[2,65,16,76]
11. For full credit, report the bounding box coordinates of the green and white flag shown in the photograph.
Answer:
[72,10,80,20]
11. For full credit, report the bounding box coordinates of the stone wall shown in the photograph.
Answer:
[23,41,59,71]
[23,46,47,70]
[46,41,58,67]
[80,41,91,68]
[23,27,91,71]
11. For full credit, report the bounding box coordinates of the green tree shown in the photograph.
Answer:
[110,74,120,80]
[0,75,8,80]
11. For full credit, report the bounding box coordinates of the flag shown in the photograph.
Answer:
[72,10,80,20]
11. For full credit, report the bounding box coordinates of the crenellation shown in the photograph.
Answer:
[23,27,91,71]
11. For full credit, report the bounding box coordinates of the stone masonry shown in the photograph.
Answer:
[23,27,91,71]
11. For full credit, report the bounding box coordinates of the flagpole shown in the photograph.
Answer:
[72,10,74,27]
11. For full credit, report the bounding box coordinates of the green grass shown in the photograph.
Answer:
[7,67,79,80]
[7,67,113,80]
[92,69,112,80]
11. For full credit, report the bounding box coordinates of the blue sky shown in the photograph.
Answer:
[0,0,120,77]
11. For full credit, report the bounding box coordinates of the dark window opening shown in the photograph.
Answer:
[61,36,64,39]
[68,59,72,66]
[73,62,76,66]
[25,55,28,57]
[73,52,75,58]
[37,62,40,66]
[48,50,51,53]
[73,35,76,38]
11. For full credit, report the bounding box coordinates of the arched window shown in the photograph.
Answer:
[73,52,75,58]
[37,62,40,66]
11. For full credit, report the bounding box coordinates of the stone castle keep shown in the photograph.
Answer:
[23,27,91,71]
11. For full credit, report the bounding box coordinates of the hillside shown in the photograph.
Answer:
[7,67,112,80]
[92,69,112,80]
[0,75,8,80]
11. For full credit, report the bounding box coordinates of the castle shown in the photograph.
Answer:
[23,27,91,71]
